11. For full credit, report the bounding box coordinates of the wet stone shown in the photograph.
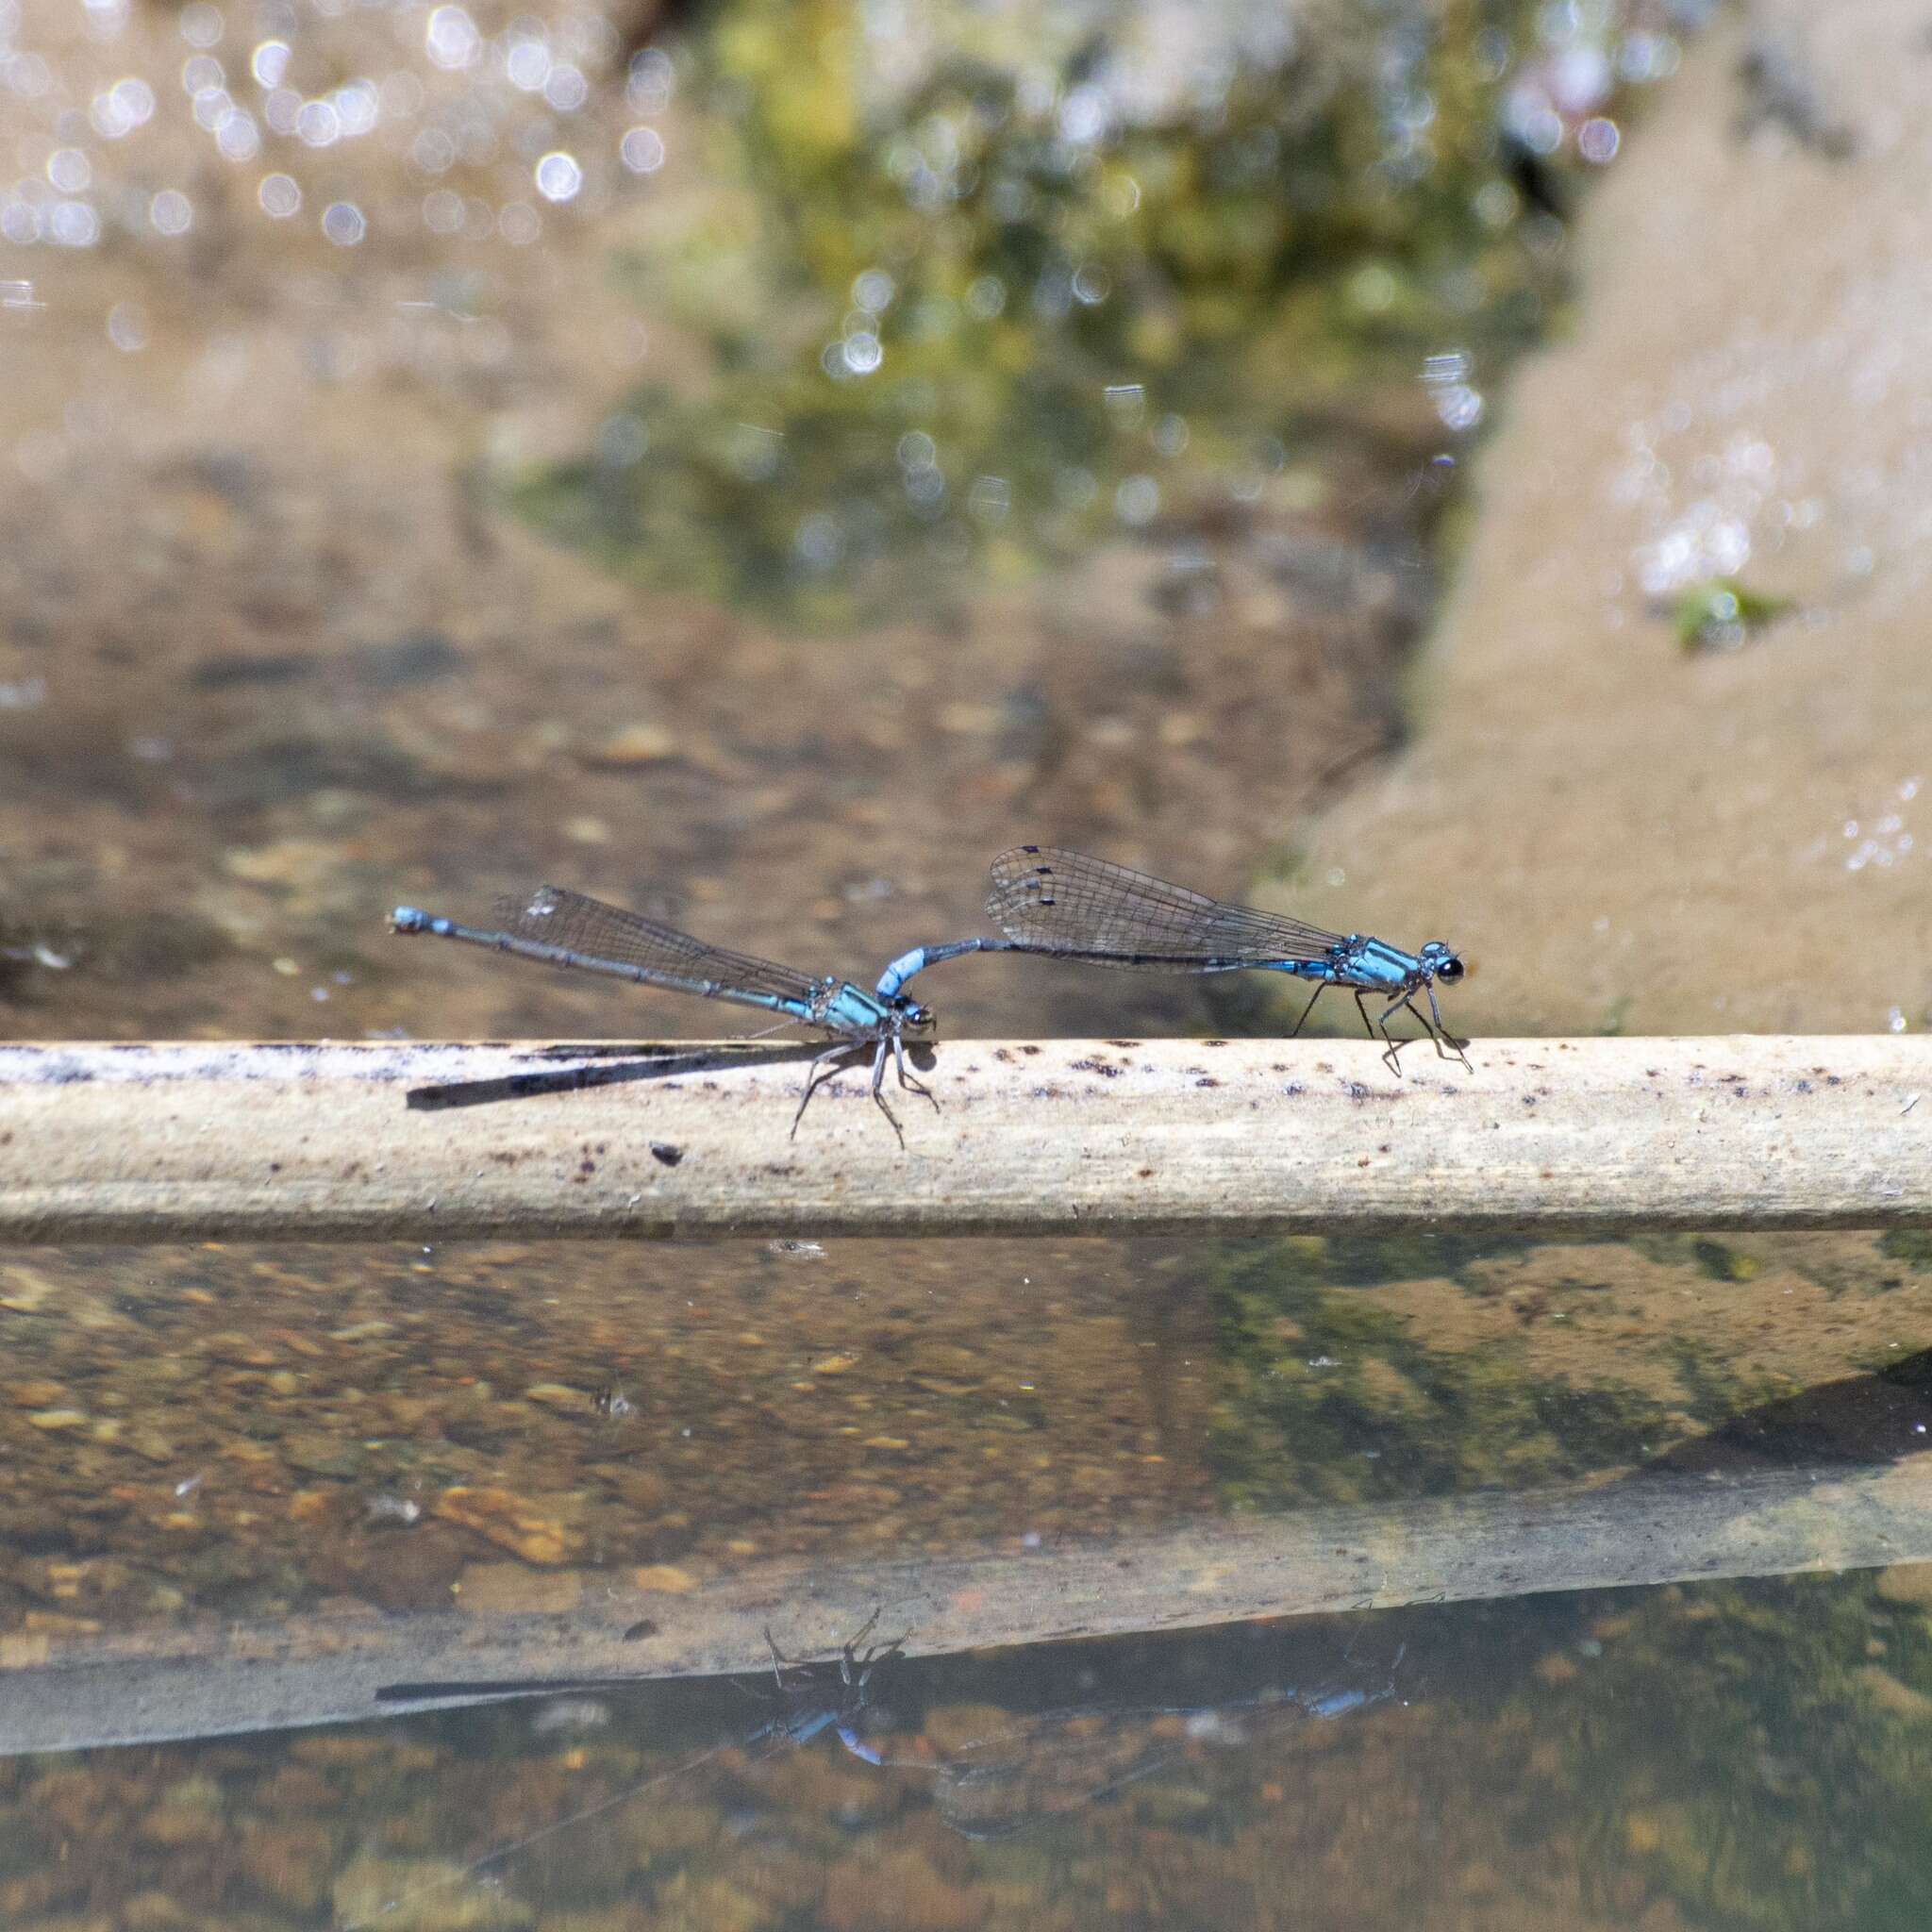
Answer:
[1875,1560,1932,1607]
[138,1804,225,1849]
[531,1906,656,1932]
[523,1383,590,1410]
[584,721,676,766]
[434,1488,581,1567]
[0,1267,57,1314]
[201,1332,278,1368]
[239,1819,334,1912]
[332,1855,536,1931]
[117,1892,197,1930]
[822,1846,990,1932]
[452,1562,585,1615]
[283,1435,365,1479]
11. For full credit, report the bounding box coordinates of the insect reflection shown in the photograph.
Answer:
[346,1623,1403,1927]
[858,1658,1403,1840]
[344,1613,903,1930]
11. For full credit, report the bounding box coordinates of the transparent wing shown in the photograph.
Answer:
[986,846,1344,966]
[923,1693,1322,1840]
[930,1707,1206,1839]
[491,886,828,1009]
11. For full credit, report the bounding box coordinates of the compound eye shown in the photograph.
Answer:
[1437,957,1465,984]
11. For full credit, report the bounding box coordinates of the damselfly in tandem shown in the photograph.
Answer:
[390,887,941,1139]
[878,845,1469,1073]
[346,1619,1403,1930]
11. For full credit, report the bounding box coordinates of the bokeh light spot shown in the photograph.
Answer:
[149,188,192,236]
[619,125,664,174]
[321,199,365,245]
[534,151,582,203]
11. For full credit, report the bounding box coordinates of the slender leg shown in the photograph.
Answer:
[1372,991,1469,1075]
[1288,980,1328,1039]
[1359,990,1413,1075]
[842,1606,907,1682]
[1397,994,1471,1073]
[1424,984,1474,1070]
[838,1607,882,1686]
[855,1624,908,1680]
[790,1041,863,1139]
[764,1624,801,1693]
[860,1041,908,1148]
[1351,989,1398,1073]
[870,1090,907,1146]
[891,1030,941,1114]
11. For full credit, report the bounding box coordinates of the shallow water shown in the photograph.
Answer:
[6,1230,1932,1927]
[11,1572,1932,1929]
[5,0,1930,1925]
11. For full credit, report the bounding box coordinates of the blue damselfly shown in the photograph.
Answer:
[878,845,1468,1073]
[391,887,940,1138]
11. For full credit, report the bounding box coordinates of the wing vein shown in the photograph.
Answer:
[491,887,828,1008]
[986,846,1343,966]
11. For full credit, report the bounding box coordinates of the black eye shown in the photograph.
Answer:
[1438,958,1464,983]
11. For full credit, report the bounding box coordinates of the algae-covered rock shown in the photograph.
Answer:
[524,0,1659,623]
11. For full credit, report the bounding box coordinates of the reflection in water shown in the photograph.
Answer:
[343,1611,909,1928]
[0,1231,1927,1633]
[6,1582,1930,1928]
[338,1615,1407,1926]
[865,1664,1402,1842]
[0,1231,1927,1919]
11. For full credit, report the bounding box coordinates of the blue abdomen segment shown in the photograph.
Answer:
[874,947,930,1000]
[836,1723,883,1764]
[874,938,1002,1001]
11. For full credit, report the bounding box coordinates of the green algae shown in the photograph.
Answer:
[1674,575,1797,651]
[517,0,1661,624]
[1197,1233,1885,1512]
[1202,1235,1676,1508]
[1543,1576,1932,1930]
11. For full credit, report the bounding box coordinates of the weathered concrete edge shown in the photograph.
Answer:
[3,1455,1924,1754]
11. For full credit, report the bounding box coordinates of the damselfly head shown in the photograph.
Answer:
[1419,941,1463,984]
[898,1001,937,1036]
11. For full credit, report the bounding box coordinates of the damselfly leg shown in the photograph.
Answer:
[790,1042,907,1145]
[1417,980,1474,1071]
[1289,980,1328,1039]
[763,1606,906,1693]
[1358,988,1473,1074]
[791,1042,859,1137]
[881,1032,940,1119]
[789,1032,938,1146]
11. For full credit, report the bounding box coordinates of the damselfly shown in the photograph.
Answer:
[342,1613,905,1931]
[390,887,941,1139]
[863,1669,1401,1840]
[878,845,1468,1073]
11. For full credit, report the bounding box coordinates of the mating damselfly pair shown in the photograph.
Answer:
[390,844,1469,1140]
